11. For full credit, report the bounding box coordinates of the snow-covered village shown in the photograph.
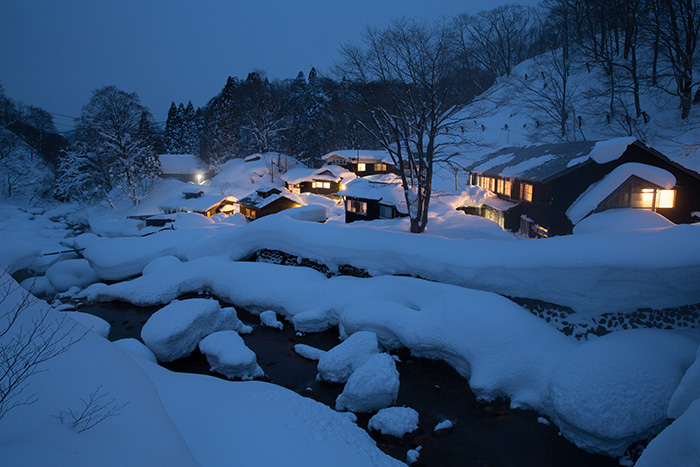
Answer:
[2,1,700,466]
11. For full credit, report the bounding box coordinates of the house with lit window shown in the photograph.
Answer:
[158,154,212,184]
[159,187,237,217]
[464,138,700,237]
[282,166,356,196]
[236,186,303,221]
[339,174,408,223]
[322,150,398,176]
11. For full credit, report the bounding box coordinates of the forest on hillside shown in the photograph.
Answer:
[2,0,700,206]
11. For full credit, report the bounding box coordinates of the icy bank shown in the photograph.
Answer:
[91,258,700,456]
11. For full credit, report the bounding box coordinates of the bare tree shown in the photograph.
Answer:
[54,385,127,433]
[0,276,83,420]
[339,19,475,233]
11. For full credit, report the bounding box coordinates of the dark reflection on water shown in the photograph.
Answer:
[78,300,618,467]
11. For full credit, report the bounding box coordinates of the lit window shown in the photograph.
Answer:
[496,179,504,194]
[632,189,655,209]
[376,163,387,171]
[322,182,331,189]
[346,199,368,215]
[504,180,512,198]
[520,183,533,202]
[357,163,366,172]
[656,190,675,208]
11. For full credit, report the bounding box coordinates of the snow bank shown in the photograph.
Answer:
[260,310,284,330]
[636,399,700,467]
[113,338,157,363]
[142,255,182,275]
[548,329,698,456]
[20,276,57,298]
[668,346,700,420]
[284,204,327,222]
[0,238,41,274]
[141,299,252,362]
[368,407,420,437]
[199,330,264,380]
[317,331,379,383]
[336,353,400,413]
[63,311,110,338]
[573,209,675,234]
[46,259,100,292]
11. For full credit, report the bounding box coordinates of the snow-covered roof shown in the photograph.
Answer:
[340,174,407,213]
[322,149,394,165]
[159,194,235,213]
[237,188,303,210]
[158,154,208,175]
[566,163,676,224]
[468,137,638,181]
[282,166,356,185]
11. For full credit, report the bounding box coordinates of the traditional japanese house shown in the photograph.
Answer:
[340,174,408,223]
[282,166,356,196]
[465,138,700,237]
[159,188,237,217]
[236,186,303,221]
[322,150,398,176]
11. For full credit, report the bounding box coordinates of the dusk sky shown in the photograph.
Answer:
[1,0,537,131]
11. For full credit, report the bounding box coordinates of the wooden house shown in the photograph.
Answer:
[282,166,356,196]
[322,150,398,176]
[340,174,408,223]
[236,186,303,221]
[465,138,700,237]
[159,188,237,217]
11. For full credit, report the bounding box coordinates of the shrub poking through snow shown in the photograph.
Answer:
[141,299,252,362]
[198,331,264,380]
[335,353,400,413]
[317,331,379,383]
[368,407,420,437]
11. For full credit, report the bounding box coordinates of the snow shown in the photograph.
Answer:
[500,154,556,178]
[0,238,41,274]
[284,204,327,222]
[63,311,110,338]
[294,343,326,360]
[406,448,421,465]
[335,353,400,413]
[45,258,99,292]
[667,346,700,420]
[158,154,208,175]
[20,276,57,298]
[587,137,638,164]
[368,407,420,437]
[317,331,380,383]
[636,399,700,467]
[140,298,252,362]
[573,209,676,234]
[198,330,264,380]
[472,152,516,173]
[567,163,677,224]
[113,338,157,363]
[322,149,394,164]
[548,329,698,456]
[434,419,454,432]
[142,255,182,275]
[260,309,284,330]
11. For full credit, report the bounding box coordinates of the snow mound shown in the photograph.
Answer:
[46,259,100,293]
[548,329,699,456]
[668,346,700,420]
[434,419,454,432]
[335,353,400,413]
[141,299,252,362]
[199,331,264,380]
[0,238,40,274]
[636,398,700,467]
[284,205,327,222]
[142,255,182,275]
[573,209,675,234]
[368,407,420,437]
[20,276,57,298]
[63,311,110,338]
[317,331,379,383]
[294,343,326,360]
[113,338,158,363]
[260,310,283,330]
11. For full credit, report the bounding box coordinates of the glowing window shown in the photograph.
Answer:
[496,179,504,194]
[376,163,387,171]
[504,180,512,198]
[357,163,366,172]
[656,190,675,208]
[632,189,655,209]
[322,182,331,189]
[520,183,533,202]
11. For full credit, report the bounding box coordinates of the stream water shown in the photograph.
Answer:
[79,300,619,467]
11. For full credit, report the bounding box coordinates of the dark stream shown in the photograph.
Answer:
[79,300,619,467]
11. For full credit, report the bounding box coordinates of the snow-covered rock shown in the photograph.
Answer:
[20,276,57,298]
[260,310,284,330]
[317,331,379,383]
[335,353,400,413]
[141,299,252,362]
[636,398,700,467]
[46,259,100,292]
[0,238,40,274]
[434,419,454,432]
[368,407,420,437]
[199,331,264,380]
[668,346,700,420]
[548,329,699,456]
[142,255,182,275]
[63,311,110,338]
[294,343,326,361]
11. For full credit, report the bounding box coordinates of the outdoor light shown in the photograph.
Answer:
[196,173,203,184]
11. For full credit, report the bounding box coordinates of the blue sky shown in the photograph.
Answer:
[1,0,537,130]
